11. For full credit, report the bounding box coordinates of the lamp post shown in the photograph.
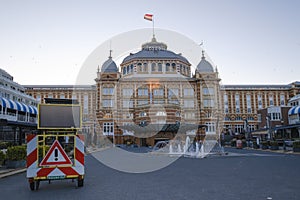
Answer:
[266,114,272,140]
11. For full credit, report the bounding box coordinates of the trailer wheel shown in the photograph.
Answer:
[29,182,35,191]
[77,179,84,187]
[35,180,40,190]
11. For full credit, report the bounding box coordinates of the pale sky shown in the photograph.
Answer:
[0,0,299,85]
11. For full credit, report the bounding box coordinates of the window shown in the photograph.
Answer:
[103,88,114,95]
[271,112,281,120]
[280,94,285,106]
[235,116,243,121]
[169,99,179,104]
[140,111,147,117]
[123,100,133,108]
[122,88,133,96]
[156,111,166,116]
[153,88,164,96]
[224,94,228,113]
[175,111,181,117]
[203,99,214,108]
[184,100,194,108]
[166,63,170,71]
[168,88,179,98]
[246,94,251,113]
[203,87,214,95]
[138,100,148,105]
[205,122,215,133]
[235,94,240,112]
[143,63,148,72]
[184,88,194,96]
[84,94,88,114]
[153,100,164,104]
[102,99,114,107]
[257,94,262,109]
[103,122,114,136]
[36,94,41,103]
[257,114,262,122]
[172,63,176,71]
[130,64,133,73]
[158,63,162,72]
[184,112,195,119]
[269,95,274,106]
[137,63,142,72]
[234,125,244,134]
[151,63,157,72]
[138,88,148,96]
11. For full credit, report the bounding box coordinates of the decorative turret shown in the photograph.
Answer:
[101,50,118,73]
[196,50,214,73]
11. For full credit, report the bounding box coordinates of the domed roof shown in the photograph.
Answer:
[121,37,190,65]
[196,51,214,73]
[101,56,118,73]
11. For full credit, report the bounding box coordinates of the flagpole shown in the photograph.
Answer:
[152,15,155,38]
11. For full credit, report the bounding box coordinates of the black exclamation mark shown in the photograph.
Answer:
[54,148,58,161]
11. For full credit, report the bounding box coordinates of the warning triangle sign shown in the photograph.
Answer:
[40,140,73,166]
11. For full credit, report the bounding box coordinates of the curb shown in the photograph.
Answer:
[0,168,26,179]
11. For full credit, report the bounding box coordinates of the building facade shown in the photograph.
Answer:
[15,38,300,146]
[0,69,38,144]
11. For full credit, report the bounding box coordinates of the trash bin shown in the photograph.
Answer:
[236,139,243,149]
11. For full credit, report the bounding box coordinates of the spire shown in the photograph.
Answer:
[201,50,206,59]
[109,49,112,59]
[97,65,100,73]
[109,40,112,58]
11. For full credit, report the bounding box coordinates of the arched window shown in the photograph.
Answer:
[139,111,147,117]
[137,63,142,72]
[158,63,162,72]
[151,63,157,72]
[130,64,134,73]
[172,63,176,71]
[127,66,130,74]
[143,63,148,72]
[166,63,170,71]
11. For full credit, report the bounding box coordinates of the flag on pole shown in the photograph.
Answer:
[144,14,153,21]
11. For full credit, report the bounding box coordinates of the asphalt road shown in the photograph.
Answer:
[0,148,300,200]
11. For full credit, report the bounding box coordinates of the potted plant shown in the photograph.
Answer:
[6,145,26,168]
[261,141,269,149]
[270,141,279,150]
[293,140,300,152]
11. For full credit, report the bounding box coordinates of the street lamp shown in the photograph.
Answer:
[266,114,272,140]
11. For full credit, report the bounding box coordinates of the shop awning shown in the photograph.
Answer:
[288,106,300,115]
[0,97,37,114]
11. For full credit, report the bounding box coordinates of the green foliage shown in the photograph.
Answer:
[270,141,279,147]
[0,151,5,165]
[6,146,26,161]
[261,141,269,146]
[38,145,50,158]
[0,141,13,149]
[230,139,236,147]
[293,140,300,148]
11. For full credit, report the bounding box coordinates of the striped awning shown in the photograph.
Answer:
[0,97,37,114]
[288,106,300,115]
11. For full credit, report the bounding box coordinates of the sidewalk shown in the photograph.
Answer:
[0,166,26,179]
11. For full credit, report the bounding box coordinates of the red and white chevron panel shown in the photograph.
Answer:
[26,134,38,178]
[26,134,85,179]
